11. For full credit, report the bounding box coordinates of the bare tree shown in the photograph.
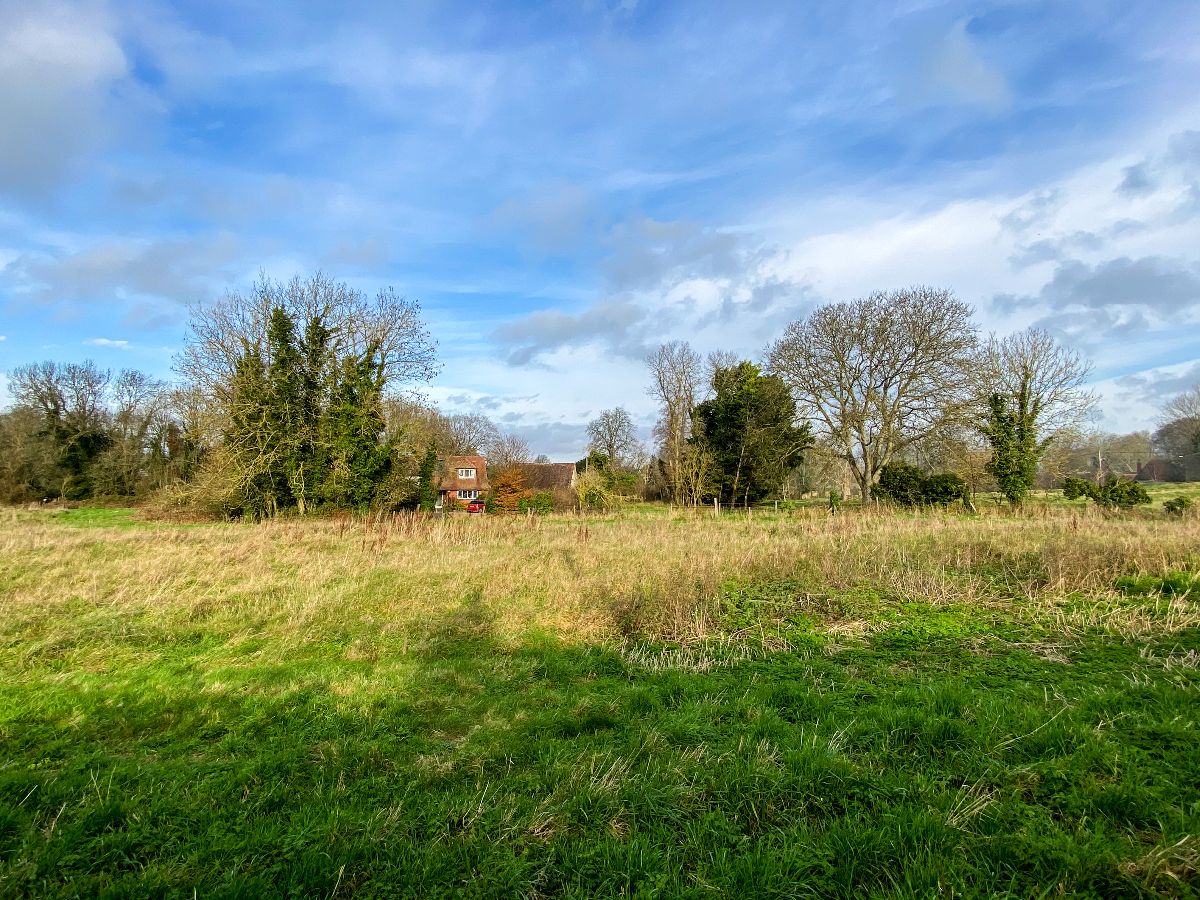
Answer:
[485,431,531,473]
[446,413,501,455]
[382,396,454,459]
[766,286,977,502]
[176,272,438,400]
[704,350,739,387]
[586,407,644,471]
[646,341,702,503]
[1161,383,1200,425]
[93,369,169,496]
[975,328,1096,436]
[1155,382,1200,478]
[9,360,111,432]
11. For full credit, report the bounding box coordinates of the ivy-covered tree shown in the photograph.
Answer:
[177,273,440,518]
[976,329,1095,505]
[321,347,390,508]
[981,386,1044,505]
[416,445,439,512]
[691,361,812,506]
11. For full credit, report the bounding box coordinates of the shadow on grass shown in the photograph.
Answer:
[1,594,1198,898]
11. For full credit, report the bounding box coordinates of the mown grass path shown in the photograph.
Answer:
[1,507,1197,898]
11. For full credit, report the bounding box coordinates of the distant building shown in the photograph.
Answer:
[512,462,578,491]
[437,454,489,508]
[1136,458,1186,483]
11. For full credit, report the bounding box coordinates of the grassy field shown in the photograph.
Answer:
[1,503,1198,898]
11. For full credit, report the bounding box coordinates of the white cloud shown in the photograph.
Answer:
[83,338,129,348]
[1093,358,1200,432]
[459,124,1200,438]
[2,232,250,327]
[0,2,134,196]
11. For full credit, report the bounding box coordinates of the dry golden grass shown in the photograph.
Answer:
[2,504,1197,660]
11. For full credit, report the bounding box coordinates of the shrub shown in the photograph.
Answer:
[1164,496,1193,517]
[576,468,614,510]
[490,469,530,514]
[874,462,969,507]
[922,472,970,506]
[1062,475,1151,509]
[518,491,554,515]
[1061,476,1094,501]
[874,462,927,506]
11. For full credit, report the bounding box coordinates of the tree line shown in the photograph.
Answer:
[2,276,1197,512]
[645,286,1198,507]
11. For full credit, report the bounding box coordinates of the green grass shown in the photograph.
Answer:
[49,508,147,528]
[1,509,1198,898]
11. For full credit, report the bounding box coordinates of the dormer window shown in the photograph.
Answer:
[457,467,476,479]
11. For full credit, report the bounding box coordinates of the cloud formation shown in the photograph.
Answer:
[2,233,248,327]
[0,3,135,198]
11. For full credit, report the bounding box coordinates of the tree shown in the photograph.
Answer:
[981,390,1042,505]
[490,468,529,513]
[175,273,439,516]
[766,287,977,502]
[646,341,702,503]
[1155,383,1200,479]
[9,360,115,499]
[92,369,169,497]
[416,445,439,511]
[1163,383,1200,423]
[484,431,531,473]
[0,407,59,502]
[974,328,1095,504]
[691,361,812,506]
[177,272,438,401]
[321,346,391,508]
[586,407,644,472]
[446,413,500,455]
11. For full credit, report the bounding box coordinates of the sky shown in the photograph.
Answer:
[1,0,1199,459]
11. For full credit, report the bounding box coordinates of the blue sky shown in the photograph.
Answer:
[1,0,1199,457]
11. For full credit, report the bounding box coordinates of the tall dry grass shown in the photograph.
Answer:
[1,505,1197,663]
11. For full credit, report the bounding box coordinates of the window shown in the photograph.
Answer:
[456,467,476,478]
[457,490,479,500]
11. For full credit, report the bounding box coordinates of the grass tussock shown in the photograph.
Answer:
[3,504,1198,652]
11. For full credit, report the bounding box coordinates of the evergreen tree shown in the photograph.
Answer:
[297,314,333,506]
[691,361,812,506]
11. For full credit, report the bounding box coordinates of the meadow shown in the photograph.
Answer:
[1,495,1198,898]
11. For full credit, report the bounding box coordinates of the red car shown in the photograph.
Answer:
[465,498,486,513]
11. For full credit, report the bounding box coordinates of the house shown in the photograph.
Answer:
[1136,458,1186,483]
[437,455,489,509]
[512,462,578,491]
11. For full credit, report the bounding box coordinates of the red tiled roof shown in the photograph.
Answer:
[512,462,577,490]
[439,455,489,491]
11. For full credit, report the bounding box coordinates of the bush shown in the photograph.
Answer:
[1164,496,1193,517]
[1061,476,1094,501]
[874,462,927,506]
[1062,475,1151,509]
[576,468,614,511]
[874,462,968,507]
[922,472,970,506]
[517,491,554,515]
